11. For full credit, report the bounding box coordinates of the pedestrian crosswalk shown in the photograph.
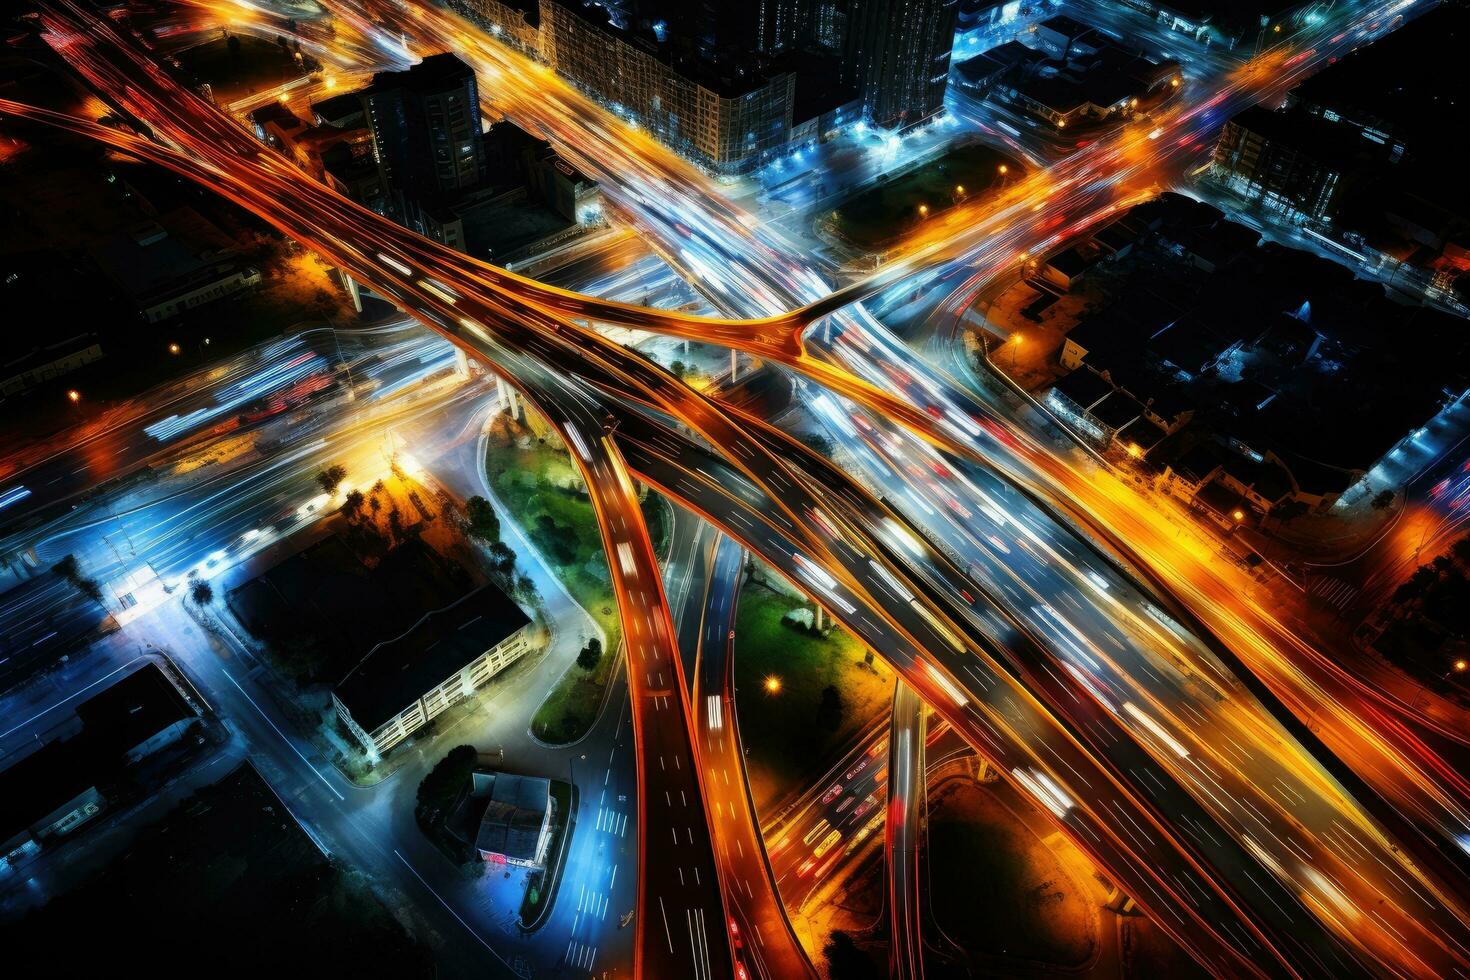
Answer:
[1308,576,1359,611]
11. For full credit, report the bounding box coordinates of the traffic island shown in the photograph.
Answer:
[824,140,1020,250]
[517,779,576,931]
[732,571,894,812]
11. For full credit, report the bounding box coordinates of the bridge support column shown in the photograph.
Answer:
[1104,885,1136,914]
[496,376,521,420]
[454,347,471,378]
[730,349,738,382]
[342,271,362,313]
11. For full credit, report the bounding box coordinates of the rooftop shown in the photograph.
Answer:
[471,771,551,861]
[76,663,192,760]
[546,0,784,99]
[335,582,530,733]
[0,739,96,846]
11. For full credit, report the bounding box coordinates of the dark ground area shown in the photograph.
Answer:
[831,140,1018,248]
[0,762,433,977]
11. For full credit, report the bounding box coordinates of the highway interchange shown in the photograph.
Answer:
[3,0,1470,977]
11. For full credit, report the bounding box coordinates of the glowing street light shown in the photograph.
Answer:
[1455,660,1468,673]
[917,204,929,217]
[1010,332,1023,370]
[67,389,81,403]
[997,164,1008,175]
[1232,509,1246,522]
[168,342,181,355]
[764,675,783,695]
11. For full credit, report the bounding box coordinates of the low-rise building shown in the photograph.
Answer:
[1,333,104,397]
[0,741,103,873]
[90,214,261,324]
[0,663,198,873]
[470,770,554,867]
[334,584,534,756]
[77,661,195,765]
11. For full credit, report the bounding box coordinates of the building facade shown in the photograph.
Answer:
[361,53,487,228]
[1213,106,1346,223]
[842,0,958,129]
[445,0,543,57]
[540,0,795,174]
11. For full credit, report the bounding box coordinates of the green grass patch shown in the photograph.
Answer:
[732,579,893,812]
[519,779,575,928]
[487,431,669,743]
[928,779,1095,966]
[830,141,1018,248]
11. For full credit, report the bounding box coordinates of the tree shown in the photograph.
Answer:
[368,494,382,516]
[52,553,102,602]
[317,464,348,495]
[1371,489,1395,510]
[415,745,477,827]
[577,637,602,671]
[464,495,501,542]
[515,573,537,599]
[190,580,214,606]
[670,359,687,379]
[1452,537,1470,567]
[340,489,365,520]
[51,554,80,582]
[1394,564,1440,605]
[823,931,880,980]
[816,684,844,733]
[489,541,517,576]
[807,432,834,458]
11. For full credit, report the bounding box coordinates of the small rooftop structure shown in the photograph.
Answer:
[471,770,553,867]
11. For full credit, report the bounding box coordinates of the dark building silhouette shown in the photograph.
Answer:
[360,53,486,230]
[842,0,958,129]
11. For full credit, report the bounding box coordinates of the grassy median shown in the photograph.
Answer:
[486,423,668,744]
[732,576,893,812]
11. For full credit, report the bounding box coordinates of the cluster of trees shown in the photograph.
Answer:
[577,637,602,672]
[464,495,534,597]
[1392,538,1470,637]
[415,744,477,832]
[317,464,347,496]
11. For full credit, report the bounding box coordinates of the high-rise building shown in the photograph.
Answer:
[540,0,795,175]
[758,0,848,54]
[360,53,486,228]
[842,0,958,129]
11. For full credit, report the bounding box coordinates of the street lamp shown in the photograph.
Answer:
[168,342,181,355]
[917,204,929,218]
[1010,333,1023,370]
[1232,508,1246,522]
[66,389,81,403]
[764,675,782,695]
